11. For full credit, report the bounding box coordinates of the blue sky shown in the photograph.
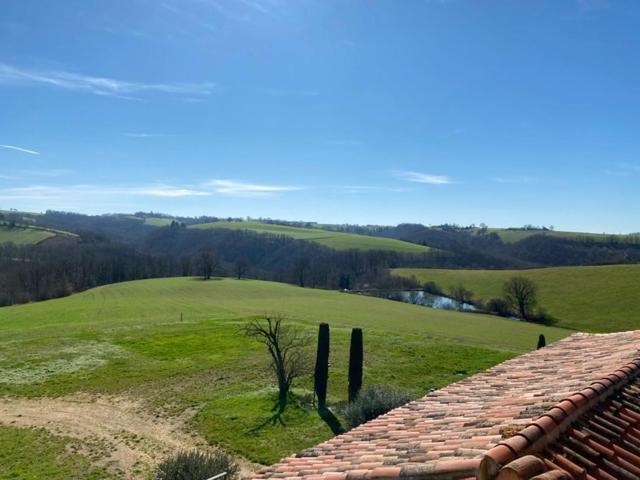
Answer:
[1,0,639,232]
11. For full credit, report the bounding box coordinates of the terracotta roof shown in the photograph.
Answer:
[253,331,640,480]
[487,376,640,479]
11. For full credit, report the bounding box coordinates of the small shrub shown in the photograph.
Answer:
[156,450,239,480]
[343,384,412,429]
[422,281,442,295]
[486,297,512,317]
[537,334,546,349]
[529,308,556,326]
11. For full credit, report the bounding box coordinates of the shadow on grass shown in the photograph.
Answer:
[248,397,288,433]
[248,394,345,436]
[318,406,345,436]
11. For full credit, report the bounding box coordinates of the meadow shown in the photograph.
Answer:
[393,264,640,332]
[189,221,430,253]
[0,277,568,478]
[0,224,74,245]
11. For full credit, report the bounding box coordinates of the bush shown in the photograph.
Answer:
[343,384,412,429]
[449,284,474,311]
[156,450,239,480]
[528,308,557,326]
[422,281,442,295]
[486,297,512,317]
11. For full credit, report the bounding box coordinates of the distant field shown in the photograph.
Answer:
[474,227,640,244]
[190,221,430,253]
[0,224,74,245]
[0,277,567,474]
[393,264,640,332]
[143,216,174,226]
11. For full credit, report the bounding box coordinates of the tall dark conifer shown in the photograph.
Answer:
[314,323,330,409]
[348,328,363,402]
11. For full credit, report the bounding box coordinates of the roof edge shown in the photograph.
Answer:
[478,356,640,479]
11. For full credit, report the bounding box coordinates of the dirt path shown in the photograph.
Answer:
[0,394,257,479]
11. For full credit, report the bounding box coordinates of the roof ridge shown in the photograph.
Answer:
[478,355,640,479]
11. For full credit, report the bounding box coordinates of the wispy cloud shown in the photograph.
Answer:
[332,185,409,194]
[0,144,40,155]
[191,0,278,23]
[0,184,211,202]
[20,169,73,178]
[206,179,302,197]
[160,3,218,33]
[394,171,452,185]
[0,63,215,99]
[131,186,211,197]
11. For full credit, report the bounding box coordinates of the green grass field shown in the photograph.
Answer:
[0,277,568,474]
[143,216,174,226]
[0,427,115,480]
[473,227,640,243]
[0,224,75,245]
[393,264,640,332]
[189,221,429,253]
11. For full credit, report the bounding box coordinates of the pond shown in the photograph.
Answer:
[355,290,478,312]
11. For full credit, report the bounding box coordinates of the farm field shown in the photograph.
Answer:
[0,277,568,478]
[473,227,640,243]
[393,264,640,332]
[189,221,430,253]
[0,224,74,245]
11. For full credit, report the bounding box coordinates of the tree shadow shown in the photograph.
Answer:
[318,406,345,436]
[248,397,288,433]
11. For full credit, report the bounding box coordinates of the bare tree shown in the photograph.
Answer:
[503,276,538,320]
[234,256,250,280]
[245,315,310,408]
[449,284,473,310]
[197,249,219,280]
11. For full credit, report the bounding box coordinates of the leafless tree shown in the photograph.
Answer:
[503,276,538,320]
[449,284,473,310]
[234,256,250,279]
[244,315,310,408]
[197,249,219,280]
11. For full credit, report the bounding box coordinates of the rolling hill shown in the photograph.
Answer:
[189,221,430,253]
[0,277,567,472]
[392,264,640,332]
[473,227,640,244]
[0,223,75,245]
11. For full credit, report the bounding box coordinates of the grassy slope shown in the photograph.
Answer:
[0,278,568,466]
[143,217,174,226]
[0,223,76,246]
[190,221,429,253]
[475,227,640,243]
[0,226,55,245]
[393,265,640,333]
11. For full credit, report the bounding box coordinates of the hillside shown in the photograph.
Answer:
[0,277,567,473]
[189,221,430,253]
[0,223,74,245]
[474,227,640,244]
[392,264,640,332]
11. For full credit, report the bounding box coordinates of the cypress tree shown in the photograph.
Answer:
[348,328,363,403]
[314,323,330,409]
[537,334,546,349]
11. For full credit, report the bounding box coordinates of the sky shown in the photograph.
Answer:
[1,0,639,232]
